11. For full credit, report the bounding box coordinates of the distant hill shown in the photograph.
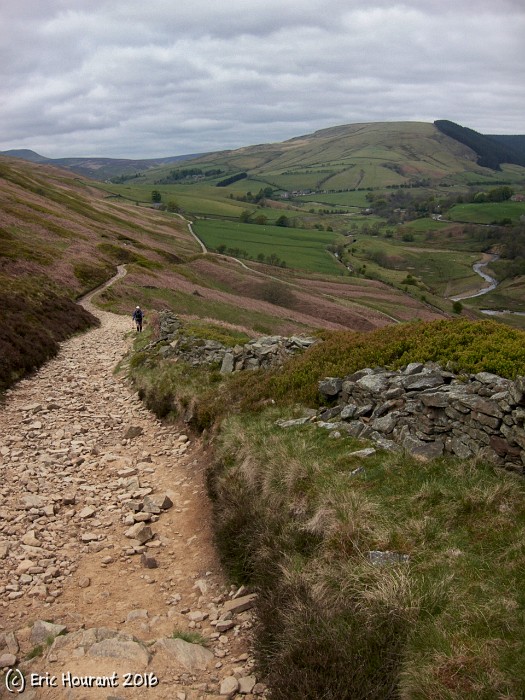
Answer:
[0,150,204,180]
[487,135,525,160]
[4,121,525,191]
[153,120,525,192]
[1,149,50,163]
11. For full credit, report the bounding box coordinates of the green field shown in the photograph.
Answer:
[448,201,525,224]
[193,219,344,274]
[345,235,482,296]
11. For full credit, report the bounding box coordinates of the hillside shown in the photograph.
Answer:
[140,120,525,193]
[0,156,446,391]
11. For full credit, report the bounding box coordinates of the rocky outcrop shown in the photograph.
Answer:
[309,363,525,472]
[146,311,317,372]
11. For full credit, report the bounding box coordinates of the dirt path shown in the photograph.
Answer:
[0,282,260,699]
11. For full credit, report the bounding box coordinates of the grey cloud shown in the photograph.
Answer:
[1,1,524,157]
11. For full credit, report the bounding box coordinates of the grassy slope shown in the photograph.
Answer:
[128,317,525,700]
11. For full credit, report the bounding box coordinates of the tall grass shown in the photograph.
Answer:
[208,412,525,699]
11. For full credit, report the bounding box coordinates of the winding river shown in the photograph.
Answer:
[450,254,499,302]
[450,254,525,317]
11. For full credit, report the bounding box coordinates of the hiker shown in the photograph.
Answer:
[132,305,144,332]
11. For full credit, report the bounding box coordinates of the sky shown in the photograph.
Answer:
[1,0,524,159]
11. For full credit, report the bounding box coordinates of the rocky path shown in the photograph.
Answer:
[0,285,261,699]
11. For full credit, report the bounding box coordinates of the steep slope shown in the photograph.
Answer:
[0,156,199,389]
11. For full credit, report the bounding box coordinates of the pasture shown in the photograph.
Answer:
[346,234,482,297]
[193,219,344,275]
[448,200,525,224]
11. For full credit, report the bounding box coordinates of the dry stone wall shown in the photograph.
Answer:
[146,311,317,373]
[315,363,525,472]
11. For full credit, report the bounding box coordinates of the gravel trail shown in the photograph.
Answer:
[0,282,259,699]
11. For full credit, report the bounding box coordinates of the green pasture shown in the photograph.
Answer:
[301,191,373,207]
[99,182,251,218]
[261,172,328,191]
[193,219,344,275]
[346,235,482,296]
[448,201,525,224]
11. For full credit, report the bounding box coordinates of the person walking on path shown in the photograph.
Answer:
[132,305,144,332]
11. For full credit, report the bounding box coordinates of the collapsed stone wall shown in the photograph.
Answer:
[145,310,317,372]
[313,363,525,473]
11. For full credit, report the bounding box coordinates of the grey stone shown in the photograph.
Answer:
[340,404,357,420]
[318,377,343,397]
[354,403,374,418]
[404,362,425,375]
[0,653,17,668]
[368,550,410,565]
[154,637,213,670]
[141,553,158,569]
[276,417,311,428]
[341,421,365,438]
[370,413,399,434]
[143,493,173,512]
[238,675,257,694]
[355,374,390,394]
[88,638,151,667]
[348,448,376,458]
[448,437,474,459]
[124,523,154,544]
[421,391,451,408]
[220,676,240,698]
[31,620,67,645]
[402,434,444,460]
[122,425,144,440]
[403,372,444,391]
[215,620,235,632]
[220,353,235,374]
[222,593,257,615]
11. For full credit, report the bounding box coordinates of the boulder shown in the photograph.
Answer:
[318,377,343,397]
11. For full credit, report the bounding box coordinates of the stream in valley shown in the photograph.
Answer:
[450,255,525,317]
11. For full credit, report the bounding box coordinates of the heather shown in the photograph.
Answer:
[0,278,98,392]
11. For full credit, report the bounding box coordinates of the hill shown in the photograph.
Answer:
[0,150,203,180]
[5,121,525,192]
[138,120,525,194]
[434,120,525,170]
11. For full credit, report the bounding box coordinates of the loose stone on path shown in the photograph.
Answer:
[0,289,260,698]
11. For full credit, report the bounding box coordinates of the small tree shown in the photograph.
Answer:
[275,214,289,227]
[151,190,162,203]
[452,300,463,314]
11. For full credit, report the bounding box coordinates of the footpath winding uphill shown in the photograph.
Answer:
[0,289,260,699]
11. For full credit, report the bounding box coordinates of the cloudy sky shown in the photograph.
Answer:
[1,0,524,158]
